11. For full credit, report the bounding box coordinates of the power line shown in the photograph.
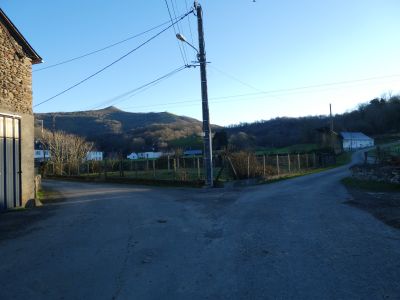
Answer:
[33,10,194,108]
[89,65,188,110]
[209,65,286,102]
[184,0,195,46]
[209,65,264,93]
[33,18,182,72]
[171,0,189,62]
[119,73,400,110]
[164,0,188,65]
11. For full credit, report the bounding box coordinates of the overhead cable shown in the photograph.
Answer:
[119,73,400,110]
[33,10,194,108]
[184,0,195,46]
[164,0,188,65]
[89,65,188,110]
[33,17,182,72]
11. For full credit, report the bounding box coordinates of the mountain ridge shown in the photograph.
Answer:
[34,107,217,153]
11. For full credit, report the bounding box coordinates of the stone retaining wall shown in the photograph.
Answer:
[350,164,400,184]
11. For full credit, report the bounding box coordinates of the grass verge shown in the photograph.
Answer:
[37,186,64,203]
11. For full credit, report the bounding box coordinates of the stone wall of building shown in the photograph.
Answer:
[0,21,35,206]
[0,22,33,115]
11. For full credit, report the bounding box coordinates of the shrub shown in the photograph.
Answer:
[228,151,275,179]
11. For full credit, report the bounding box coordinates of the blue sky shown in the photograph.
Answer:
[2,0,400,125]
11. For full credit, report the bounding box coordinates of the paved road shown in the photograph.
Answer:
[1,152,400,299]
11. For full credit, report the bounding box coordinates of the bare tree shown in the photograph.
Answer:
[42,129,93,175]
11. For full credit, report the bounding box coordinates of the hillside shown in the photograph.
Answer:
[35,106,212,153]
[226,95,400,149]
[35,95,400,154]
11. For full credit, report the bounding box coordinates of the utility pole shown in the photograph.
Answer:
[329,103,333,132]
[195,1,213,187]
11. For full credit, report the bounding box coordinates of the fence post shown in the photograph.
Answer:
[173,158,177,180]
[263,155,266,178]
[288,153,291,173]
[104,159,107,179]
[153,159,156,178]
[247,154,250,179]
[276,154,280,175]
[313,153,317,168]
[197,157,200,179]
[167,155,170,171]
[306,154,309,168]
[297,153,301,171]
[146,158,149,171]
[135,161,138,178]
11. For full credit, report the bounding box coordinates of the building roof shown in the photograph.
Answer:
[340,132,373,140]
[0,8,42,64]
[184,149,202,155]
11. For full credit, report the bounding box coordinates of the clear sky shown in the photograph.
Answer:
[2,0,400,126]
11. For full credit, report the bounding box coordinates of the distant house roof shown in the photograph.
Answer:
[184,149,202,156]
[340,132,373,140]
[0,8,42,64]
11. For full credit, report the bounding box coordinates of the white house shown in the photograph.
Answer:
[34,149,51,161]
[127,152,139,160]
[340,132,374,151]
[85,151,103,161]
[127,152,162,160]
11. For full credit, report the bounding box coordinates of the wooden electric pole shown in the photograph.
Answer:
[195,1,213,187]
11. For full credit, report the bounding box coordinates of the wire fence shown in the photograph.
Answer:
[41,151,337,184]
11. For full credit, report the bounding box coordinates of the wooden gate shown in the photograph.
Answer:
[0,114,21,210]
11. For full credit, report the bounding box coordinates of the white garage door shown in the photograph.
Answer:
[0,114,21,210]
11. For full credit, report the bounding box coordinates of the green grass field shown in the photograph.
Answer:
[255,144,319,155]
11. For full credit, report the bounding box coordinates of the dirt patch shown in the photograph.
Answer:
[344,186,400,229]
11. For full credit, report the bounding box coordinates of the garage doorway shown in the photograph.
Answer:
[0,114,21,210]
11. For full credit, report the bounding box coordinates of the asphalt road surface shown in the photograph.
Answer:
[1,152,400,299]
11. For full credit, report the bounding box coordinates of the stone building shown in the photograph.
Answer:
[0,8,42,209]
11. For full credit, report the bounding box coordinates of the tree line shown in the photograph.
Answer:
[225,95,400,149]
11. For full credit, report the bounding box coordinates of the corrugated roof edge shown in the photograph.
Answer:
[340,132,374,140]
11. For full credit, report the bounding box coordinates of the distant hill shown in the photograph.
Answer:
[226,95,400,149]
[35,95,400,154]
[34,106,217,154]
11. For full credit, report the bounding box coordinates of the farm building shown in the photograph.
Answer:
[0,9,42,210]
[340,132,374,151]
